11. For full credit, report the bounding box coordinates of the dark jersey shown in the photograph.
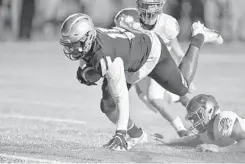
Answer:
[85,27,152,76]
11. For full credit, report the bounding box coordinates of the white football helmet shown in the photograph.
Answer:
[185,94,221,134]
[136,0,166,25]
[60,13,96,60]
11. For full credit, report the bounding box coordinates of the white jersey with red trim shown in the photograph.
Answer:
[114,8,180,50]
[199,111,245,147]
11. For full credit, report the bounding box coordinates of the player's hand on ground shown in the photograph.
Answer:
[76,66,97,86]
[197,144,220,152]
[103,130,128,151]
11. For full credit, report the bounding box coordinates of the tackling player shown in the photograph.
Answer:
[60,13,222,151]
[114,0,198,137]
[155,94,245,152]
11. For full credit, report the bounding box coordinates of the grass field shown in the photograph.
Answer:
[0,41,245,163]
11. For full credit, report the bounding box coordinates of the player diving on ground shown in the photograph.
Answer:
[59,12,222,151]
[155,94,245,152]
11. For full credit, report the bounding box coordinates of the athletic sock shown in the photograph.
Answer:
[171,116,187,132]
[127,124,143,138]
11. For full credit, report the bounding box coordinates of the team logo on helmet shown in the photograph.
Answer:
[186,94,220,134]
[60,13,96,60]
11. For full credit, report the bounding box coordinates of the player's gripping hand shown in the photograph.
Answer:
[103,130,128,151]
[76,66,101,86]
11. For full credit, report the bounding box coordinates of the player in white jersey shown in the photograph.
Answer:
[114,0,199,137]
[155,94,245,152]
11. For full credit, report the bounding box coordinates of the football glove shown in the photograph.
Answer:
[103,130,128,151]
[76,66,97,86]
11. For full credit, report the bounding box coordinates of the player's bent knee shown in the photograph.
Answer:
[100,99,116,114]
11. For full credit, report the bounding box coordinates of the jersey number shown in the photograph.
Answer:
[98,27,135,40]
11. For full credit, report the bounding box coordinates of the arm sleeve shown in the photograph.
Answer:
[99,56,129,131]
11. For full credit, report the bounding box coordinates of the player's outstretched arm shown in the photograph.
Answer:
[155,134,203,147]
[102,57,129,151]
[105,57,129,131]
[219,119,245,152]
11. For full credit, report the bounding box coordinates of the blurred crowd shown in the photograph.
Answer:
[0,0,245,42]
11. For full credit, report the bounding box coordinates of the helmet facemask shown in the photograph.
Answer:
[186,101,220,135]
[186,107,210,134]
[137,0,165,25]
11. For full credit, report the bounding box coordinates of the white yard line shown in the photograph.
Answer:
[0,114,86,125]
[0,153,62,163]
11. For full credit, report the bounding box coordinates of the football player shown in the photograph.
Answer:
[60,13,222,151]
[114,0,197,137]
[155,94,245,152]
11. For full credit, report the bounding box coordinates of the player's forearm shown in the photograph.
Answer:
[165,135,201,146]
[116,94,129,131]
[106,57,129,131]
[219,139,245,152]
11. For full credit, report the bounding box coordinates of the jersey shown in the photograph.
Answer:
[114,8,180,50]
[199,111,245,147]
[85,27,152,76]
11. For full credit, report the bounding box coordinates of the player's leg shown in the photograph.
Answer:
[149,21,223,96]
[148,33,203,96]
[135,77,188,137]
[179,21,224,86]
[146,77,188,137]
[100,78,146,139]
[134,77,158,113]
[178,33,204,87]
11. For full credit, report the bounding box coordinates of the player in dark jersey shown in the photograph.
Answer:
[60,13,222,151]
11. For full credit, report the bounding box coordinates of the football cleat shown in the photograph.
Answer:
[191,21,223,44]
[127,129,148,149]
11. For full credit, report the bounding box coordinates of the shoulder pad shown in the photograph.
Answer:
[158,13,180,40]
[218,111,238,137]
[114,8,141,31]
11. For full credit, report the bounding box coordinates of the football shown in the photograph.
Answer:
[82,67,102,83]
